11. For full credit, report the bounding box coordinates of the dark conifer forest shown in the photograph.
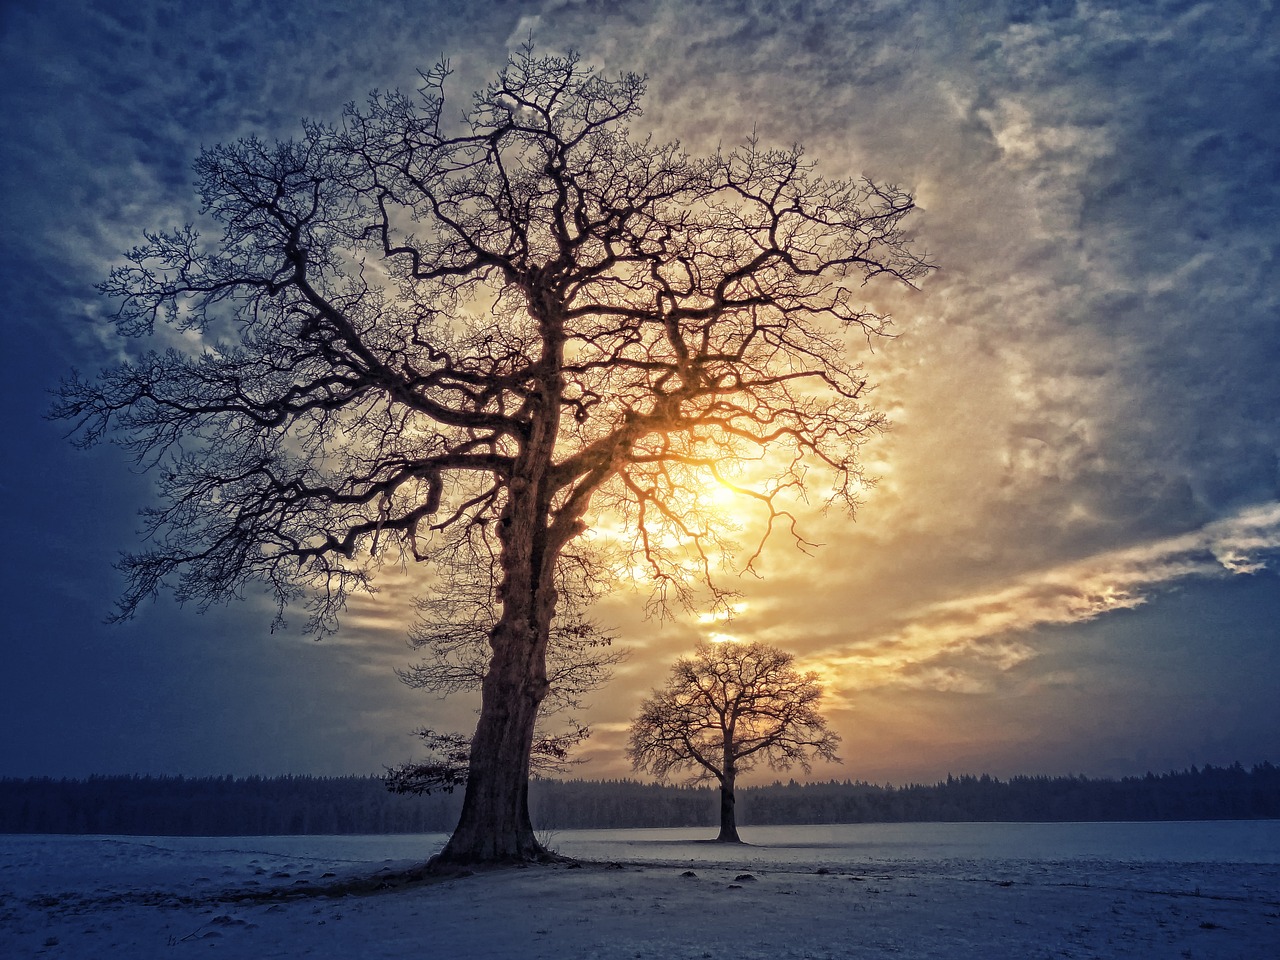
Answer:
[2,763,1276,835]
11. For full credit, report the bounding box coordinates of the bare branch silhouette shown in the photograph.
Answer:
[54,45,927,864]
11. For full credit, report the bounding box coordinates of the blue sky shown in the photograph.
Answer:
[1,0,1277,784]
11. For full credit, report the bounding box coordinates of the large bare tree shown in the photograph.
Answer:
[54,47,929,864]
[628,640,840,842]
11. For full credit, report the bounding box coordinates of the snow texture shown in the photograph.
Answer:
[2,823,1278,958]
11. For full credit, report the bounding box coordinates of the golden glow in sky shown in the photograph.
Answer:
[4,0,1278,784]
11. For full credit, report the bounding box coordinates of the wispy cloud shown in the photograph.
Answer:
[8,0,1279,781]
[813,501,1280,698]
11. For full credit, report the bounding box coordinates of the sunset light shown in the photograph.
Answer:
[2,0,1278,920]
[4,1,1279,953]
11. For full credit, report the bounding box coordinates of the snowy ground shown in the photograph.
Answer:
[3,825,1278,958]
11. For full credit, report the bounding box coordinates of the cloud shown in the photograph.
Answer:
[8,0,1279,782]
[808,500,1280,698]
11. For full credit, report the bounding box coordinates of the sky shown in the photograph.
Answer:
[1,0,1277,787]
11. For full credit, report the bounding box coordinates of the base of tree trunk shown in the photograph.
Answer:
[425,845,575,873]
[429,831,555,868]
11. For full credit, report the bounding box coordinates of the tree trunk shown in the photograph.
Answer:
[434,437,562,863]
[433,490,558,864]
[716,768,742,843]
[434,304,570,867]
[433,630,549,863]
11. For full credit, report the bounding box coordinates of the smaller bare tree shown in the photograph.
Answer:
[627,640,840,842]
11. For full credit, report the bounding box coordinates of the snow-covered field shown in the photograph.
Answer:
[3,823,1278,958]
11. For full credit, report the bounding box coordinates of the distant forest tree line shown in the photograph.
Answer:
[2,763,1276,836]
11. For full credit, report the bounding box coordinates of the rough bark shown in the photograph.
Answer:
[436,333,566,864]
[717,766,742,843]
[435,517,556,863]
[435,657,545,862]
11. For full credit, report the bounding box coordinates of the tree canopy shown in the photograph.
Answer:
[55,46,928,863]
